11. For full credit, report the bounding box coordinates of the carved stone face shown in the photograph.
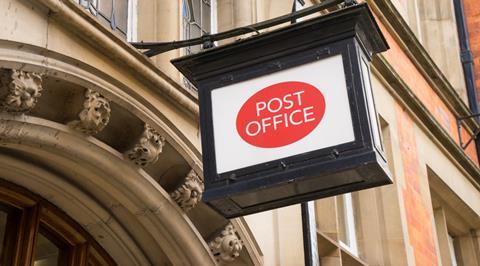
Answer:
[1,70,43,112]
[89,99,110,126]
[80,91,111,129]
[220,233,243,259]
[181,176,203,207]
[209,224,243,263]
[170,170,204,212]
[144,128,164,152]
[125,125,165,167]
[69,89,111,135]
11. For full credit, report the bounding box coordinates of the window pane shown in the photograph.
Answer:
[337,195,348,243]
[190,44,201,54]
[183,21,190,40]
[0,211,8,261]
[97,14,113,31]
[98,0,113,19]
[182,0,190,20]
[190,24,202,39]
[189,21,202,53]
[34,232,60,266]
[185,0,196,22]
[201,0,211,33]
[192,0,201,23]
[115,0,128,33]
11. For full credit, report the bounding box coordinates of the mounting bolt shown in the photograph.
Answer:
[228,173,237,183]
[331,149,340,159]
[202,35,215,49]
[268,61,283,70]
[220,74,234,83]
[344,0,357,7]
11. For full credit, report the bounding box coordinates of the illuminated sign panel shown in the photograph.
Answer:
[173,3,392,218]
[212,55,353,173]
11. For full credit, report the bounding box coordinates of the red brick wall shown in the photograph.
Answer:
[396,104,439,266]
[349,3,480,265]
[375,17,479,164]
[464,0,480,102]
[359,4,477,265]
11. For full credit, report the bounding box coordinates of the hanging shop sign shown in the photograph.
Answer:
[172,3,392,218]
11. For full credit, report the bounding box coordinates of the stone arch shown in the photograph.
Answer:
[0,116,215,265]
[0,44,217,264]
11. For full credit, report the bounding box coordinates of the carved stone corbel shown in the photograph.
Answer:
[209,224,243,264]
[0,69,43,113]
[170,170,204,211]
[68,89,111,135]
[124,124,165,167]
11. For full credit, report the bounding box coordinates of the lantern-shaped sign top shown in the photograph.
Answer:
[172,3,391,218]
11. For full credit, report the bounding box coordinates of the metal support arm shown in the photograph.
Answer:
[457,113,480,149]
[131,0,355,57]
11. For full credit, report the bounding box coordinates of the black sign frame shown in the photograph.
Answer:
[173,3,392,218]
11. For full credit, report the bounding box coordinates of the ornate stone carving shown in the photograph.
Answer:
[68,89,111,135]
[0,69,43,113]
[209,224,243,264]
[124,124,165,167]
[170,170,204,211]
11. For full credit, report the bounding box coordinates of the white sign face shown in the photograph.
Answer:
[211,54,355,174]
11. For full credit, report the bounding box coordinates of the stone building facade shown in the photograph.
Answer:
[0,0,479,265]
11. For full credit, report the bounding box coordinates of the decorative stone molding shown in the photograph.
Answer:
[0,118,217,265]
[209,224,243,264]
[170,170,204,211]
[0,69,43,113]
[68,89,111,135]
[124,124,165,167]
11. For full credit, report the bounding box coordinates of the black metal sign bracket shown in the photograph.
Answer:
[457,113,480,149]
[130,0,357,57]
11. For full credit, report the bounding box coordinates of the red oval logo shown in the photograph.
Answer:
[236,81,326,148]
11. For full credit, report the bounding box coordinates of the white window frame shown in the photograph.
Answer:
[211,0,218,34]
[339,193,359,256]
[447,234,458,266]
[127,0,138,42]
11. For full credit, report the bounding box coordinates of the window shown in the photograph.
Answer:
[0,180,115,266]
[34,231,61,266]
[315,193,370,265]
[447,234,459,266]
[77,0,130,38]
[337,193,358,256]
[182,0,217,90]
[182,0,216,55]
[429,169,480,266]
[0,210,9,262]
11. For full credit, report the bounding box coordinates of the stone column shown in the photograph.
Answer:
[137,0,181,81]
[256,0,292,22]
[217,0,255,44]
